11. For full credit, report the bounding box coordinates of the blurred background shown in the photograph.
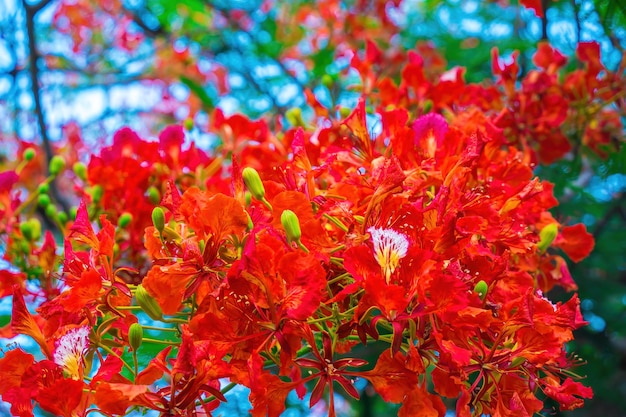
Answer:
[0,0,624,415]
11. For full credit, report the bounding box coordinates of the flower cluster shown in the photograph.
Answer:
[0,38,620,417]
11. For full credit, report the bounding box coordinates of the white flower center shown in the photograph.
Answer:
[368,227,409,283]
[54,326,89,380]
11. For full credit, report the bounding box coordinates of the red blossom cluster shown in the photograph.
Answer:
[1,37,624,417]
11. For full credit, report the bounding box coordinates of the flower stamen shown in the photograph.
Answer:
[368,227,409,283]
[53,326,90,380]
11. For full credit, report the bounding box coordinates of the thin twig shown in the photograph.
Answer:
[23,0,70,213]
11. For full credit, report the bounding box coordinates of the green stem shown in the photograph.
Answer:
[143,338,181,346]
[323,214,349,233]
[327,272,351,285]
[97,343,134,374]
[141,325,179,333]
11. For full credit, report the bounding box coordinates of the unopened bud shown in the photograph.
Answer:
[128,323,143,351]
[73,162,87,181]
[49,156,66,176]
[339,107,351,118]
[242,167,266,201]
[537,223,558,253]
[135,284,163,321]
[37,194,51,208]
[242,167,273,211]
[281,209,302,243]
[45,204,57,219]
[91,185,104,204]
[473,280,488,301]
[23,148,36,162]
[118,212,133,228]
[183,118,194,131]
[147,186,161,205]
[19,222,33,241]
[37,183,49,194]
[152,207,165,234]
[321,74,334,88]
[286,107,304,127]
[57,211,68,224]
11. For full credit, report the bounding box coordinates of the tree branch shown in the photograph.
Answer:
[23,0,70,213]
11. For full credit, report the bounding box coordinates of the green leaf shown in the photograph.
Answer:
[180,76,215,111]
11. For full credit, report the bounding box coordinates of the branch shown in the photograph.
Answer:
[23,0,70,213]
[592,193,626,239]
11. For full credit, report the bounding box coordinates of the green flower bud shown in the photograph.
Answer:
[57,211,68,224]
[339,107,351,118]
[321,74,334,88]
[49,155,66,176]
[152,207,165,234]
[23,148,36,162]
[118,212,133,228]
[128,323,143,351]
[242,167,266,201]
[281,209,302,243]
[45,204,57,219]
[73,162,87,181]
[135,284,164,321]
[37,194,51,208]
[285,107,304,127]
[70,206,78,220]
[91,185,104,204]
[147,186,161,205]
[28,218,42,241]
[20,221,35,241]
[37,183,49,194]
[242,168,273,211]
[537,223,559,253]
[183,118,194,131]
[473,280,488,301]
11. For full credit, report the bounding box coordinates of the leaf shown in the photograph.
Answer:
[180,75,214,110]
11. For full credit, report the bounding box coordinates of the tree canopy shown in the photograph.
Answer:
[0,0,625,416]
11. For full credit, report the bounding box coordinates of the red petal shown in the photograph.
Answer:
[11,287,51,358]
[68,200,99,250]
[362,351,418,403]
[554,224,594,262]
[0,349,34,395]
[36,378,84,417]
[94,382,150,415]
[398,386,446,417]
